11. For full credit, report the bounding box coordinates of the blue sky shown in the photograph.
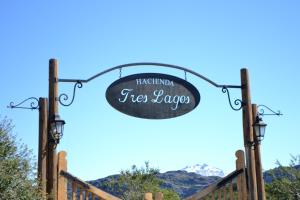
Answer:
[0,1,299,180]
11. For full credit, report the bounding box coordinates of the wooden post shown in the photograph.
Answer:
[57,151,67,200]
[223,187,227,199]
[144,193,153,200]
[47,59,59,199]
[155,192,163,200]
[211,191,214,200]
[79,188,83,200]
[229,182,234,200]
[218,190,221,200]
[240,68,258,200]
[72,182,77,200]
[38,98,48,196]
[236,150,247,200]
[85,191,90,200]
[252,104,266,200]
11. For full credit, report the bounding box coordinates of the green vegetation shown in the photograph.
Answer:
[0,117,44,200]
[108,162,180,200]
[265,156,300,200]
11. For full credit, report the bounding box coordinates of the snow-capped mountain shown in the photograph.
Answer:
[181,163,225,177]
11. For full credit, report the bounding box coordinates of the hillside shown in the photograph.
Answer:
[87,165,300,199]
[264,164,300,183]
[88,170,220,199]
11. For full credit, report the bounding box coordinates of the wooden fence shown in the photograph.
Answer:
[184,150,248,200]
[56,150,246,200]
[56,151,121,200]
[56,151,164,200]
[144,192,163,200]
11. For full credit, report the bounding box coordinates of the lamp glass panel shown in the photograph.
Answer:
[55,120,64,135]
[51,122,57,134]
[254,125,260,137]
[260,124,266,138]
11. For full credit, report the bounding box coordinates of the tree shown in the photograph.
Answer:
[108,162,180,200]
[265,155,300,200]
[0,117,44,200]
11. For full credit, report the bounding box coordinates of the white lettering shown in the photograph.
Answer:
[151,90,164,103]
[135,78,174,86]
[185,96,190,104]
[119,89,133,102]
[180,96,186,103]
[118,88,191,110]
[151,89,191,110]
[136,79,142,85]
[171,95,180,110]
[164,95,172,103]
[131,94,147,103]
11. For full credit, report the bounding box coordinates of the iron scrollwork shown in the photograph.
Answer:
[222,87,244,111]
[7,97,39,110]
[257,105,282,116]
[58,81,83,106]
[58,63,245,111]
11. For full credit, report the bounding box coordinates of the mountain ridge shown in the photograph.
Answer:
[181,163,225,177]
[88,170,220,199]
[87,164,300,199]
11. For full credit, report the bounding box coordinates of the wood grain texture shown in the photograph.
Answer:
[236,150,247,200]
[144,193,153,200]
[47,59,59,200]
[57,151,67,200]
[240,68,258,200]
[38,98,48,196]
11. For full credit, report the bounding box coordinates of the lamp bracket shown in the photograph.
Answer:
[7,97,39,110]
[248,141,256,147]
[222,87,244,111]
[247,139,262,148]
[257,105,282,116]
[58,81,83,107]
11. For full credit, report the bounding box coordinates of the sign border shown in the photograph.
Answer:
[105,73,201,119]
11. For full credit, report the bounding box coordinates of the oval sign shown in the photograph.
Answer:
[106,73,200,119]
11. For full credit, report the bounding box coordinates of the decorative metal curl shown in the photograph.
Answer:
[257,105,282,116]
[7,97,39,110]
[58,81,83,106]
[222,87,244,111]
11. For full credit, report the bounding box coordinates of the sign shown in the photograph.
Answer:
[106,73,200,119]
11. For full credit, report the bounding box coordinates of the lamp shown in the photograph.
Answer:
[253,115,267,144]
[50,114,65,144]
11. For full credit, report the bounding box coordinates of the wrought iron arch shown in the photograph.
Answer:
[57,62,244,110]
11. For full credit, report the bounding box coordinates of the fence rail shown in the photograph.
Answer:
[56,151,121,200]
[184,150,248,200]
[56,150,247,200]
